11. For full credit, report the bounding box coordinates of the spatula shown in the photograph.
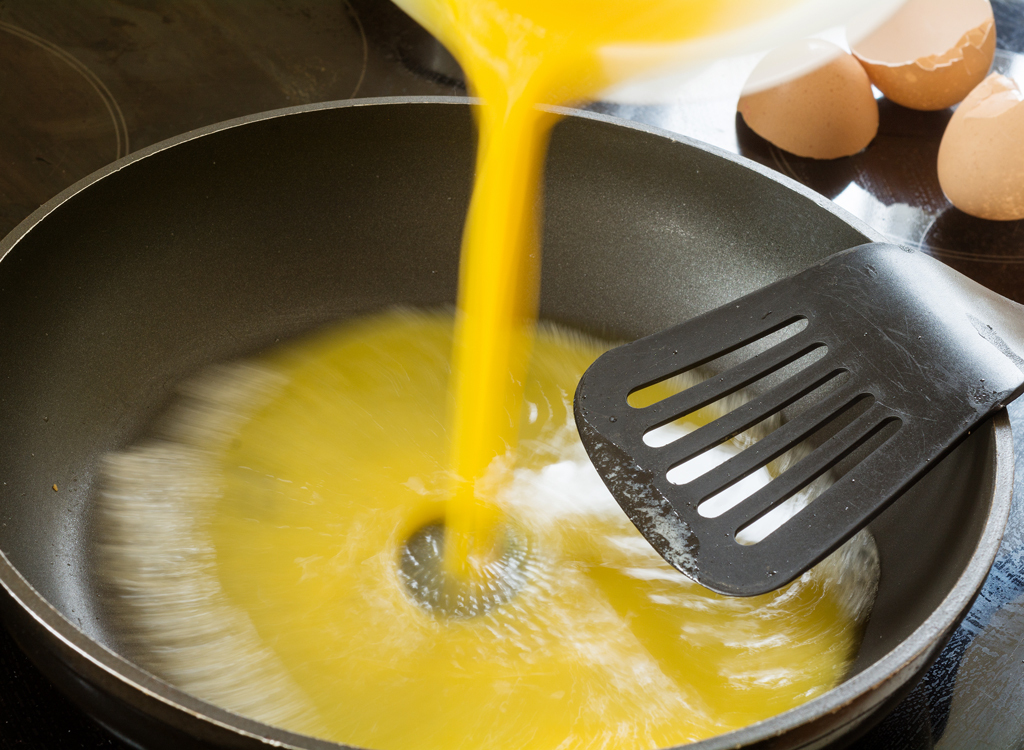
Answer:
[574,243,1024,597]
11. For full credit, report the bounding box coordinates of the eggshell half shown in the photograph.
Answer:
[738,40,878,160]
[850,0,996,111]
[938,74,1024,221]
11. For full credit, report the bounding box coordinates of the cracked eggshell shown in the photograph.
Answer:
[738,40,878,160]
[938,74,1024,221]
[850,0,996,111]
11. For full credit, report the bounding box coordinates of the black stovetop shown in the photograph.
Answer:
[1,1,1023,747]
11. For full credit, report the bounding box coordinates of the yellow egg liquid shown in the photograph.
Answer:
[96,3,884,746]
[191,310,873,748]
[391,0,809,574]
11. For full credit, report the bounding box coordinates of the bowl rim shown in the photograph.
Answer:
[0,96,1013,750]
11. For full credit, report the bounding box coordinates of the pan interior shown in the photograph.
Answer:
[0,100,1001,744]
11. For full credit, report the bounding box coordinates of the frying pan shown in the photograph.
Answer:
[0,98,1011,749]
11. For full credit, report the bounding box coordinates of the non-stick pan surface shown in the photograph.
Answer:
[0,98,1012,749]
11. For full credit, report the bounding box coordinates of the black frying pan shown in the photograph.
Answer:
[0,98,1011,749]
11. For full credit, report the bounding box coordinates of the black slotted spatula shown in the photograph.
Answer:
[574,243,1024,597]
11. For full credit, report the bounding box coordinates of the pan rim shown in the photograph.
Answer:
[0,96,1013,750]
[0,95,886,267]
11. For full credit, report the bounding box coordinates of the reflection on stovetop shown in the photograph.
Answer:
[0,0,460,238]
[589,52,1024,305]
[1,1,1023,748]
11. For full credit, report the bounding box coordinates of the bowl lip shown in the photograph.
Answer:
[0,95,1013,750]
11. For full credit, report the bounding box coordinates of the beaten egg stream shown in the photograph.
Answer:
[98,2,882,746]
[391,0,814,571]
[99,310,880,750]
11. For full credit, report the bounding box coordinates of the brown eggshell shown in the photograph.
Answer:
[851,0,996,111]
[738,40,878,160]
[937,74,1024,221]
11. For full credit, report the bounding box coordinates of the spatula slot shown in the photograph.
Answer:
[638,337,827,444]
[710,395,883,527]
[644,346,832,449]
[683,384,865,523]
[626,317,809,409]
[731,395,879,544]
[686,374,860,520]
[653,356,845,479]
[733,410,902,546]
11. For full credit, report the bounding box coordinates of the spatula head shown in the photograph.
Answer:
[574,243,1024,596]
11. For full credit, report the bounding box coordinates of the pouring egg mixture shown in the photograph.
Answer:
[98,0,882,748]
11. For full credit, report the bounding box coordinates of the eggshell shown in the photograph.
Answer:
[937,74,1024,221]
[738,40,878,160]
[850,0,995,111]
